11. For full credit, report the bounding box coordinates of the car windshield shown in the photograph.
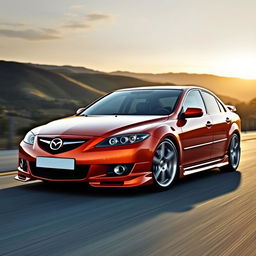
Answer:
[81,89,182,116]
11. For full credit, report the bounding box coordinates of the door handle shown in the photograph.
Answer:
[206,121,212,128]
[226,117,231,123]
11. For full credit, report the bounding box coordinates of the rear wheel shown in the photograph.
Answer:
[152,139,178,190]
[220,133,240,172]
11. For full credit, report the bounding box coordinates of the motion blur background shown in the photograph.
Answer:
[0,0,256,149]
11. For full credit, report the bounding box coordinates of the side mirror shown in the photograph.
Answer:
[181,107,203,119]
[226,105,236,112]
[76,107,86,115]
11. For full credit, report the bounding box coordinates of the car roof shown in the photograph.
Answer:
[116,85,204,92]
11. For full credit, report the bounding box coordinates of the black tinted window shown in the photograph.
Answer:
[201,91,221,114]
[82,89,182,115]
[183,90,206,113]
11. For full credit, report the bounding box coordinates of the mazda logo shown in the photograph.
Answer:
[50,138,63,150]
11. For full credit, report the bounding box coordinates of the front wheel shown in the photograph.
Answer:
[152,139,178,190]
[220,133,241,172]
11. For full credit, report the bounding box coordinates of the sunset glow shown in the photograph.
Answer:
[0,0,256,80]
[217,56,256,79]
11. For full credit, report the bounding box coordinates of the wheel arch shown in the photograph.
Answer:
[228,123,241,148]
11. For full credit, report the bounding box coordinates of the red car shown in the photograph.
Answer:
[16,86,241,190]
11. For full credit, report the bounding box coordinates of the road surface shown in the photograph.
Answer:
[0,139,255,256]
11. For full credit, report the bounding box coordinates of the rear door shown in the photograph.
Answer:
[201,91,230,159]
[179,90,214,167]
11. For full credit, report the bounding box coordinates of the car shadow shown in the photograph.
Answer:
[2,169,241,213]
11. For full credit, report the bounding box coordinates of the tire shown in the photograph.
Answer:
[152,138,178,190]
[220,133,241,172]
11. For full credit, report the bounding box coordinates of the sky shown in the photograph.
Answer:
[0,0,256,79]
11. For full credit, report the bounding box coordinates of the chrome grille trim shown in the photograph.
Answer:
[39,138,86,145]
[38,137,88,154]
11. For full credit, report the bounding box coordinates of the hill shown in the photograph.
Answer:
[0,61,104,119]
[29,62,254,102]
[29,63,166,92]
[28,63,241,103]
[0,61,243,119]
[111,71,256,102]
[30,63,103,74]
[0,61,159,121]
[65,73,161,93]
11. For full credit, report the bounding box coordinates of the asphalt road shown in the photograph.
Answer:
[0,139,255,256]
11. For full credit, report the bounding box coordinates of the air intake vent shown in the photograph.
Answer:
[30,162,89,180]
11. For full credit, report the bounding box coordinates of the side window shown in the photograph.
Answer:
[216,99,226,112]
[183,90,206,114]
[201,92,221,114]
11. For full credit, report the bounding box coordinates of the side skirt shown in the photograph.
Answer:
[183,157,228,176]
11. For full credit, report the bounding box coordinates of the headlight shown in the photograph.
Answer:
[96,133,150,147]
[23,131,35,145]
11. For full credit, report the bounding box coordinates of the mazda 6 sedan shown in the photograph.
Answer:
[16,86,241,190]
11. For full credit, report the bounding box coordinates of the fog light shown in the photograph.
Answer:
[113,165,127,175]
[107,164,133,176]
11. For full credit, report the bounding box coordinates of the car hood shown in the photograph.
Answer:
[34,115,168,137]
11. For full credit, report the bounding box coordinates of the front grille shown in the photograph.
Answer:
[30,162,89,180]
[38,137,89,154]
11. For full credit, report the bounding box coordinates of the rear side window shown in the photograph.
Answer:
[201,91,221,114]
[216,99,226,112]
[183,90,206,113]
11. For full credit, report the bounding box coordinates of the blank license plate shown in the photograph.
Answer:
[36,157,75,170]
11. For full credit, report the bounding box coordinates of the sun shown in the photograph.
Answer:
[220,56,256,79]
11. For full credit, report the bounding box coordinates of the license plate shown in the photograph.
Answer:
[36,157,75,170]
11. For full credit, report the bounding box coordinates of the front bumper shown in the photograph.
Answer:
[17,136,157,187]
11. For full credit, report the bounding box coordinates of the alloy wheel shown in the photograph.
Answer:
[229,134,240,169]
[152,139,178,188]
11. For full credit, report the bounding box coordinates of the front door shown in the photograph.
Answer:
[179,90,213,167]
